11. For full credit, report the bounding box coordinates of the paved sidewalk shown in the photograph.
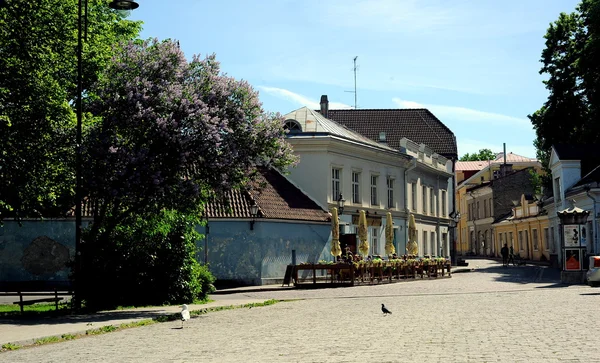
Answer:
[0,294,269,347]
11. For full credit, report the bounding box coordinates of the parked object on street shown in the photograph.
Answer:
[587,256,600,287]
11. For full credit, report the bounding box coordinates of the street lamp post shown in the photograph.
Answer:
[337,194,346,215]
[249,202,259,230]
[74,0,139,308]
[449,211,460,265]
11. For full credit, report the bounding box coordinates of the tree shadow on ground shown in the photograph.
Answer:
[461,260,565,286]
[0,308,184,326]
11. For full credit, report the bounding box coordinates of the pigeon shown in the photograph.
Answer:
[381,304,392,315]
[180,304,190,328]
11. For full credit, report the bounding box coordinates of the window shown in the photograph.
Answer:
[499,233,504,247]
[430,188,435,216]
[352,172,360,204]
[411,183,417,211]
[332,168,341,201]
[476,201,480,219]
[441,190,447,217]
[371,227,378,255]
[387,177,394,209]
[532,229,539,251]
[509,232,514,247]
[441,233,448,256]
[518,231,523,251]
[550,227,555,252]
[468,203,472,221]
[431,231,436,256]
[543,228,549,251]
[489,198,493,216]
[554,177,561,202]
[283,119,302,132]
[524,231,529,252]
[423,231,428,255]
[422,185,427,214]
[370,175,378,206]
[483,199,488,218]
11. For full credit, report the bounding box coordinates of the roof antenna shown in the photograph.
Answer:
[344,56,358,109]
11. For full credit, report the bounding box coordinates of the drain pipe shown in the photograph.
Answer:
[404,158,418,212]
[585,185,598,254]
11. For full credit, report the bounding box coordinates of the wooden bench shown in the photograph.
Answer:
[2,286,73,314]
[14,295,65,313]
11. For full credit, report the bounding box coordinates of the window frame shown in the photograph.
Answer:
[422,185,427,214]
[370,174,379,206]
[332,167,341,202]
[352,171,361,204]
[386,177,394,209]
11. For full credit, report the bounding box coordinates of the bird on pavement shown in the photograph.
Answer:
[381,304,392,315]
[180,304,190,328]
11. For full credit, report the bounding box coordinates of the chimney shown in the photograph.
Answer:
[320,95,329,118]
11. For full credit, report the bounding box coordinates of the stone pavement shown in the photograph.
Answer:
[2,259,600,362]
[0,294,270,347]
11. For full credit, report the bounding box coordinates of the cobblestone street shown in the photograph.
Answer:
[3,260,599,362]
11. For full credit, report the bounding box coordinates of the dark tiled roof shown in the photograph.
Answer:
[553,144,600,160]
[572,164,600,188]
[320,109,457,159]
[206,168,330,222]
[554,143,600,180]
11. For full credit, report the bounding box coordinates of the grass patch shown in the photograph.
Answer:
[34,336,61,345]
[0,301,72,319]
[0,299,286,353]
[1,343,21,351]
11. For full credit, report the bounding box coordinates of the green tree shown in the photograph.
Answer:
[77,39,296,309]
[0,0,141,221]
[529,0,600,168]
[459,148,496,161]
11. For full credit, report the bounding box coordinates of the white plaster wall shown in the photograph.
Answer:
[286,152,328,204]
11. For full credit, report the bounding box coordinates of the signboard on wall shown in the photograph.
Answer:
[564,249,582,271]
[580,225,588,247]
[563,225,581,247]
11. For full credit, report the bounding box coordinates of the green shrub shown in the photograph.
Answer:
[76,210,215,310]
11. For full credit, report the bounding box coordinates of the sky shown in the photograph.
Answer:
[129,0,581,159]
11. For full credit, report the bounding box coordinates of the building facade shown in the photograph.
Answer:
[455,152,542,256]
[282,105,454,258]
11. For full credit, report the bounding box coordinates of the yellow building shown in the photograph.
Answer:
[454,152,542,256]
[492,194,551,261]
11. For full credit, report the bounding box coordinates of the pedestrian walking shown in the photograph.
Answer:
[501,243,509,267]
[508,245,515,266]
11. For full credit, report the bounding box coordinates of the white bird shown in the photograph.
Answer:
[180,304,190,328]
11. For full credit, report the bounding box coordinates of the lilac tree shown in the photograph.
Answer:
[78,39,296,308]
[84,39,296,239]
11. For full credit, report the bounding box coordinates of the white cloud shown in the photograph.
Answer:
[258,86,352,109]
[392,97,531,126]
[319,0,456,34]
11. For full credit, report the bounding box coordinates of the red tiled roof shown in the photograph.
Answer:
[455,161,490,171]
[206,168,330,222]
[320,108,457,158]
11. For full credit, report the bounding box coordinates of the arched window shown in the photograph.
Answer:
[283,119,302,133]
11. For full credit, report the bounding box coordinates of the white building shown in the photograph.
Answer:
[282,106,454,258]
[546,144,600,267]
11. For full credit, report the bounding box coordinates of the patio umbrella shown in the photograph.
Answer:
[330,207,342,257]
[385,212,395,257]
[358,210,369,256]
[406,213,418,255]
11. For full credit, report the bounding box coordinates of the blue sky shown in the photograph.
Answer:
[129,0,581,158]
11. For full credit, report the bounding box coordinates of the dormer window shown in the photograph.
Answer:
[283,119,302,133]
[554,177,561,202]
